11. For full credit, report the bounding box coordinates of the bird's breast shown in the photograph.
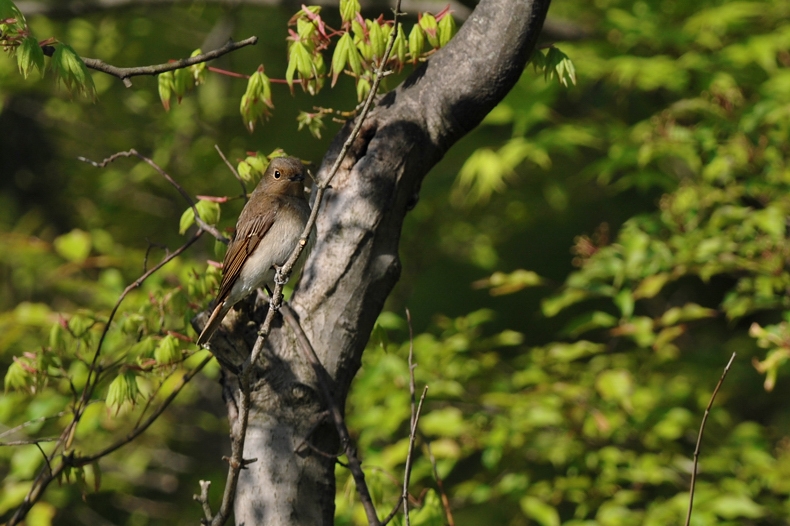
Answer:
[230,203,311,302]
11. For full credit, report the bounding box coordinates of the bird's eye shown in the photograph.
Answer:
[273,170,281,179]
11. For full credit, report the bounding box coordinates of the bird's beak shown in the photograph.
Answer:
[289,173,305,182]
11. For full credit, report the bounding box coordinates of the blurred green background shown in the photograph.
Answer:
[3,0,790,524]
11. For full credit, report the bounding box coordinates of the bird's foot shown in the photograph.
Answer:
[273,265,290,286]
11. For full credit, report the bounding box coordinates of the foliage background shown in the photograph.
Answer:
[2,0,790,524]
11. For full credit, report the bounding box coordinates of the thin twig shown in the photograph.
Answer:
[0,438,59,447]
[34,442,53,476]
[401,308,418,524]
[79,149,227,242]
[406,308,417,426]
[41,37,258,88]
[422,436,455,525]
[194,480,214,522]
[381,500,403,526]
[0,412,67,440]
[214,144,248,202]
[403,386,428,526]
[685,352,736,526]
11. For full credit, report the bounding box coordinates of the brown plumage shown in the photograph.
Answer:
[197,157,313,346]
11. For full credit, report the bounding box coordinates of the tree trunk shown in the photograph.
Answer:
[205,0,552,523]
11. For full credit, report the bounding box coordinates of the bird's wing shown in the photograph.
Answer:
[216,200,279,303]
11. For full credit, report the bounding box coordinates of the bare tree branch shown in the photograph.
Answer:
[42,36,258,88]
[403,385,428,526]
[685,352,736,526]
[422,435,454,525]
[0,438,59,446]
[79,150,227,242]
[214,144,248,203]
[194,479,214,522]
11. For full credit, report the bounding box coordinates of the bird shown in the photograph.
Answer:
[197,156,313,346]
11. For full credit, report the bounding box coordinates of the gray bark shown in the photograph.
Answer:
[203,0,552,523]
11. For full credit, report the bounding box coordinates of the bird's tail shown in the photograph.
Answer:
[196,301,230,346]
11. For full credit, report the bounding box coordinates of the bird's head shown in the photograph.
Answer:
[259,157,307,197]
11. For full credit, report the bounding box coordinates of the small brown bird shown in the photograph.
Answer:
[197,157,313,346]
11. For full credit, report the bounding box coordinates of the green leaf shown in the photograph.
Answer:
[393,23,407,66]
[520,496,560,526]
[595,369,634,406]
[339,0,360,23]
[563,311,618,338]
[651,407,692,440]
[240,67,273,131]
[0,0,23,21]
[660,303,717,326]
[246,152,269,175]
[633,273,670,299]
[375,311,405,330]
[285,47,298,91]
[286,41,314,92]
[91,461,102,492]
[179,207,195,235]
[473,269,544,295]
[614,289,634,318]
[542,288,590,318]
[420,407,466,437]
[346,36,363,76]
[710,494,765,519]
[296,110,325,139]
[158,70,174,111]
[105,371,140,414]
[189,48,206,85]
[16,36,44,79]
[419,13,439,48]
[296,16,317,42]
[331,32,352,86]
[49,321,66,350]
[129,338,156,360]
[155,334,181,364]
[50,43,97,99]
[53,229,92,264]
[410,489,445,526]
[530,48,546,72]
[368,19,385,62]
[196,199,221,226]
[352,19,372,62]
[4,359,30,391]
[408,24,425,63]
[437,12,456,47]
[545,47,576,87]
[68,313,95,336]
[356,76,370,102]
[173,66,192,102]
[547,340,606,362]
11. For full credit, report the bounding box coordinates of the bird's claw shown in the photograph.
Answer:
[274,265,289,286]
